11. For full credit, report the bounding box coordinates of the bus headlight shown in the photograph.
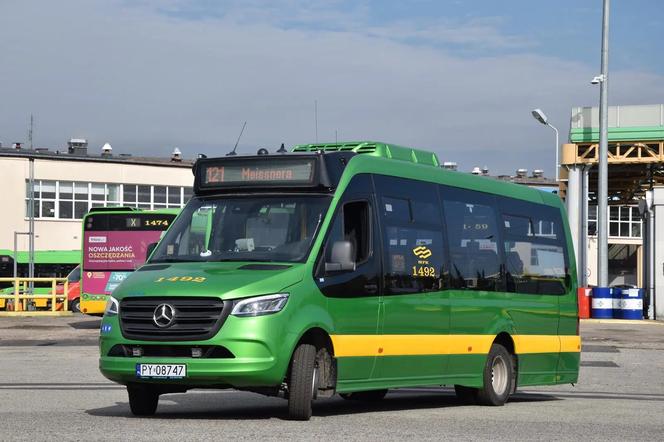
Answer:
[104,296,120,316]
[231,293,289,317]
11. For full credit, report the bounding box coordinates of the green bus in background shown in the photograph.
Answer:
[0,249,80,310]
[98,141,579,420]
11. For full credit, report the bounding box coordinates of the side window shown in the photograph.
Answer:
[321,200,371,274]
[442,186,502,291]
[375,175,445,294]
[502,202,569,295]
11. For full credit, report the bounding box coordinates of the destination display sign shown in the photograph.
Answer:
[200,158,316,187]
[86,213,176,232]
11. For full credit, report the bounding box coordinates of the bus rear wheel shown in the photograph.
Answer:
[127,385,159,416]
[476,343,514,406]
[339,389,388,401]
[287,343,318,421]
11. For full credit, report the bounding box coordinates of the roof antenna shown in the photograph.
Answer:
[277,142,287,154]
[227,121,247,156]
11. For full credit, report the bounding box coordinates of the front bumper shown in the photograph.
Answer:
[98,314,295,388]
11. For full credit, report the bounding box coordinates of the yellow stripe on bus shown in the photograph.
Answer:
[330,334,581,357]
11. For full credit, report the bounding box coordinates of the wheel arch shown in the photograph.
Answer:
[296,326,335,356]
[289,326,337,392]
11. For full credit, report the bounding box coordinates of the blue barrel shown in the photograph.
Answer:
[612,288,623,319]
[591,287,613,319]
[620,288,643,320]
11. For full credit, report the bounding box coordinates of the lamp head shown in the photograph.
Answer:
[531,108,548,125]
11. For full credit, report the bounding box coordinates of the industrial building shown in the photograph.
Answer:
[0,140,194,252]
[561,104,664,319]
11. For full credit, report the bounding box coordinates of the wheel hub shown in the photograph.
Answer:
[491,355,508,395]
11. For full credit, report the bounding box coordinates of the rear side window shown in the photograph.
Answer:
[374,175,445,294]
[441,186,502,291]
[501,201,569,295]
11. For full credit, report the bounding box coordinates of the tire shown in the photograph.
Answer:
[127,385,159,416]
[70,298,81,313]
[454,385,478,405]
[339,389,388,401]
[476,343,514,406]
[287,343,318,420]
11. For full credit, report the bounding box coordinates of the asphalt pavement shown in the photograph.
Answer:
[1,316,663,441]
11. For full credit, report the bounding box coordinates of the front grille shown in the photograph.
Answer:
[119,297,231,341]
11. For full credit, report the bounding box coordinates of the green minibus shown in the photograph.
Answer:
[98,141,579,420]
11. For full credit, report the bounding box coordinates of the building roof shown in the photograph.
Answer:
[0,147,194,168]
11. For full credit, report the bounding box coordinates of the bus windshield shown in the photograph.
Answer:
[150,195,331,264]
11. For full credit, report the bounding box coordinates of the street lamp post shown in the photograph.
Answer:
[531,108,559,181]
[597,0,610,288]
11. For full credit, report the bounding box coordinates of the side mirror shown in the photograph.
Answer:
[146,242,158,260]
[325,241,356,273]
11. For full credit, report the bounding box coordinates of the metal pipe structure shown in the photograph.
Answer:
[597,0,610,288]
[648,191,655,319]
[581,165,590,287]
[28,158,35,292]
[552,125,559,181]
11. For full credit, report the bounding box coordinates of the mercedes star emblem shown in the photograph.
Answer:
[153,303,176,328]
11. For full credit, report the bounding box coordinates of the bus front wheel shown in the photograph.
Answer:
[69,298,80,313]
[476,343,514,406]
[287,343,318,421]
[127,385,159,416]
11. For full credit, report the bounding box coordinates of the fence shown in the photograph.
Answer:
[0,277,71,316]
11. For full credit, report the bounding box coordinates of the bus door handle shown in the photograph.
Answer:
[364,283,378,294]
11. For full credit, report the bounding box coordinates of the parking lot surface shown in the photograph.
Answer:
[1,316,663,441]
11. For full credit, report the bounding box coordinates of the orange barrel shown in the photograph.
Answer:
[577,287,591,319]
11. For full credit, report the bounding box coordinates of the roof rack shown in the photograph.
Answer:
[292,141,440,167]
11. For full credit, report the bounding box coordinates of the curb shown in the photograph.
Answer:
[581,318,663,326]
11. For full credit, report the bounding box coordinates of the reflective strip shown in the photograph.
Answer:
[513,335,560,354]
[560,335,582,352]
[330,334,581,357]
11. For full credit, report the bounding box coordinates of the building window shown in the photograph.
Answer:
[25,181,193,220]
[588,205,641,239]
[167,186,181,208]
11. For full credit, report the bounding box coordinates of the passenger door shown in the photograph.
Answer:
[373,175,450,383]
[315,174,382,381]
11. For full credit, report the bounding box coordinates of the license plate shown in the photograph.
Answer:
[136,363,187,379]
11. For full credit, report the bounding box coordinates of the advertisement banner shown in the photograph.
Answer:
[83,230,163,295]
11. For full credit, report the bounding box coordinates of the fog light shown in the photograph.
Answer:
[191,348,203,358]
[132,347,143,357]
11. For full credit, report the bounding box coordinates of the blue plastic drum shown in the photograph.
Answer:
[612,288,623,319]
[591,287,613,319]
[620,288,643,320]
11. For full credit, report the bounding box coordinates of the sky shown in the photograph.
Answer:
[1,0,663,176]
